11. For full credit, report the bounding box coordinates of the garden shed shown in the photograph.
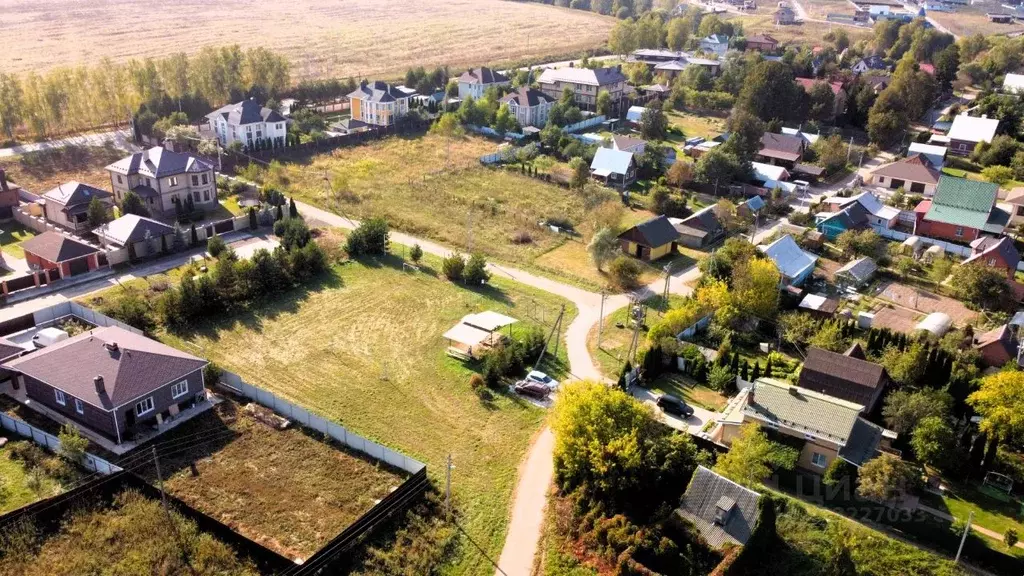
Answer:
[442,311,517,360]
[834,257,877,288]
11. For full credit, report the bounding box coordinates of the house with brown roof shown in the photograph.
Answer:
[3,326,209,445]
[796,345,890,413]
[41,182,114,233]
[757,132,806,167]
[869,154,942,195]
[20,231,105,279]
[458,67,511,99]
[974,324,1017,368]
[745,34,779,52]
[964,235,1021,281]
[670,205,725,248]
[617,215,680,261]
[499,87,555,128]
[795,78,847,119]
[609,134,647,156]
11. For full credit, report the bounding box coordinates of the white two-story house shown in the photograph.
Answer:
[498,87,556,128]
[105,147,218,217]
[206,99,287,149]
[347,80,412,127]
[457,67,511,99]
[537,66,627,113]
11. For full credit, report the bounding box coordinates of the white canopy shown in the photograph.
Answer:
[442,323,492,347]
[464,311,517,332]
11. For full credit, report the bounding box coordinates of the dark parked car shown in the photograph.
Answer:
[514,380,550,399]
[656,394,694,418]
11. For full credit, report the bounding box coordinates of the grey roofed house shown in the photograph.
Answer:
[42,181,112,211]
[796,346,889,412]
[745,378,864,443]
[206,99,286,126]
[458,67,510,86]
[499,87,556,107]
[106,147,214,179]
[618,214,680,248]
[610,134,646,152]
[676,466,761,548]
[834,256,877,287]
[347,80,409,103]
[537,66,628,87]
[837,418,886,466]
[97,214,174,246]
[3,326,207,410]
[20,231,100,263]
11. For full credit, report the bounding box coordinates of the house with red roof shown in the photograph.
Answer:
[795,78,848,119]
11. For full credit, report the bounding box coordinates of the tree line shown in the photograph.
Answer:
[0,45,290,141]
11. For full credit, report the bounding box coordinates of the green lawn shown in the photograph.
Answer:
[665,110,726,143]
[646,372,729,411]
[0,220,37,259]
[0,441,68,514]
[587,294,689,379]
[941,166,1024,189]
[118,251,576,576]
[922,485,1024,543]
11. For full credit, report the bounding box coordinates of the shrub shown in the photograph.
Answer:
[344,217,389,256]
[510,230,533,244]
[207,235,226,258]
[101,292,155,334]
[204,362,223,387]
[608,256,643,290]
[463,253,490,285]
[274,217,313,251]
[57,423,88,464]
[469,373,485,393]
[1005,528,1018,548]
[409,243,423,263]
[442,253,465,281]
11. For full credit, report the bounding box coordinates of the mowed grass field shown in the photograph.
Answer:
[1,0,614,79]
[249,133,622,280]
[927,8,1024,37]
[725,11,873,45]
[133,255,575,576]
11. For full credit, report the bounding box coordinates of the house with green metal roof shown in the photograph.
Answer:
[714,378,897,473]
[914,176,1008,243]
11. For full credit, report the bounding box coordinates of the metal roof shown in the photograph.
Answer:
[948,114,999,144]
[676,466,761,548]
[744,378,865,444]
[760,234,817,280]
[924,176,998,230]
[590,147,635,176]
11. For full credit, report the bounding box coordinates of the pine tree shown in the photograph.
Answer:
[190,223,198,244]
[741,360,749,382]
[617,361,633,390]
[249,207,258,230]
[275,203,284,221]
[983,436,1000,471]
[730,352,740,375]
[751,361,761,381]
[289,197,299,218]
[765,355,773,378]
[866,329,877,353]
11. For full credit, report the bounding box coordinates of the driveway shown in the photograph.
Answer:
[631,387,716,434]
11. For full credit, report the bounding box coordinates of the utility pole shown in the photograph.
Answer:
[954,511,973,564]
[661,263,672,308]
[534,304,566,370]
[846,136,854,163]
[153,446,197,576]
[597,290,607,349]
[445,453,454,521]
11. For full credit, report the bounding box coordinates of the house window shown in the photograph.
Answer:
[193,191,200,202]
[192,175,199,186]
[169,177,178,187]
[204,190,210,201]
[811,452,827,468]
[202,174,208,185]
[55,389,66,406]
[277,123,283,130]
[954,226,964,237]
[988,258,997,266]
[135,397,155,417]
[171,380,189,399]
[75,398,84,414]
[117,175,123,184]
[256,131,262,139]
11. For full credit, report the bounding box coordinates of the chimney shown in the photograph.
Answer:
[0,169,7,192]
[360,79,368,88]
[568,62,574,68]
[104,342,119,352]
[94,376,105,394]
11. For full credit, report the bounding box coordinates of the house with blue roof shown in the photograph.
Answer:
[760,234,818,287]
[699,34,730,56]
[590,147,637,188]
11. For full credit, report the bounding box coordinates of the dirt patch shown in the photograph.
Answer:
[871,306,921,334]
[816,257,843,281]
[0,144,124,194]
[874,280,977,326]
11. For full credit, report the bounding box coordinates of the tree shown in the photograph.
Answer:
[86,197,108,228]
[344,217,389,256]
[709,363,735,392]
[639,104,668,141]
[882,388,951,435]
[982,165,1014,186]
[430,112,465,139]
[493,104,517,134]
[409,243,423,263]
[732,258,781,319]
[248,207,258,230]
[288,197,298,218]
[724,109,766,165]
[58,423,88,464]
[911,416,955,470]
[737,61,800,122]
[666,17,690,51]
[694,146,744,187]
[463,253,490,285]
[880,342,929,387]
[588,227,620,271]
[608,18,638,55]
[714,423,799,487]
[596,90,613,117]
[441,253,465,281]
[207,234,226,258]
[1005,529,1019,549]
[665,159,693,188]
[609,256,643,289]
[809,321,848,352]
[568,156,589,189]
[120,189,149,217]
[857,454,922,504]
[950,263,1009,309]
[777,311,820,346]
[812,134,847,175]
[969,371,1024,441]
[807,81,836,124]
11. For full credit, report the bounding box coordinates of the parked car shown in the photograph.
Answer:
[514,380,551,399]
[656,394,694,418]
[526,370,559,390]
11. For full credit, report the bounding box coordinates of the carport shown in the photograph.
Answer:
[442,311,518,360]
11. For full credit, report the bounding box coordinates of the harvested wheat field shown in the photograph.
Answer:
[1,0,615,79]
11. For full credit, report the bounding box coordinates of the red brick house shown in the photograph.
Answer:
[914,176,1006,243]
[963,236,1020,280]
[20,231,104,279]
[745,34,779,52]
[973,325,1017,368]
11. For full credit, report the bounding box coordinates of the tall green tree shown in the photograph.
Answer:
[714,423,798,487]
[737,61,800,123]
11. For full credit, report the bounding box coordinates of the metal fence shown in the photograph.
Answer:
[219,371,425,475]
[562,115,607,134]
[465,124,526,140]
[30,301,145,335]
[0,412,121,475]
[480,146,521,165]
[872,225,972,258]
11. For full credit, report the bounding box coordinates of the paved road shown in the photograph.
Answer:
[0,129,134,158]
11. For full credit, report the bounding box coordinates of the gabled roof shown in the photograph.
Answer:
[947,114,999,144]
[795,78,844,96]
[347,80,410,103]
[3,326,207,410]
[833,191,899,221]
[751,161,790,182]
[0,337,23,362]
[745,378,865,444]
[924,176,999,230]
[820,202,870,229]
[610,134,646,151]
[744,195,766,212]
[655,60,689,71]
[838,418,886,466]
[760,234,817,280]
[98,214,174,246]
[591,147,636,177]
[746,34,778,44]
[759,132,804,162]
[1005,73,1024,94]
[907,142,947,167]
[20,231,100,263]
[871,154,941,185]
[206,99,286,126]
[42,181,112,210]
[798,293,840,313]
[618,215,680,248]
[797,347,887,407]
[855,55,889,70]
[835,256,878,283]
[702,34,730,45]
[106,147,213,179]
[964,235,1020,269]
[781,127,820,145]
[499,87,555,108]
[458,67,510,86]
[974,324,1016,363]
[677,466,761,548]
[537,66,627,87]
[680,205,723,233]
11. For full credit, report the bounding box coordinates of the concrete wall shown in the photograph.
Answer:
[0,411,121,475]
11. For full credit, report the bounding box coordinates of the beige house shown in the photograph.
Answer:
[715,378,895,473]
[1006,188,1024,226]
[105,147,217,217]
[41,182,114,233]
[499,87,556,128]
[347,80,411,127]
[537,66,627,112]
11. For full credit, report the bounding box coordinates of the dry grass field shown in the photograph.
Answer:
[0,145,123,194]
[726,10,873,45]
[927,9,1024,37]
[0,0,615,79]
[801,0,859,20]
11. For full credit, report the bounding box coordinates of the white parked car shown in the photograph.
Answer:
[526,370,559,390]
